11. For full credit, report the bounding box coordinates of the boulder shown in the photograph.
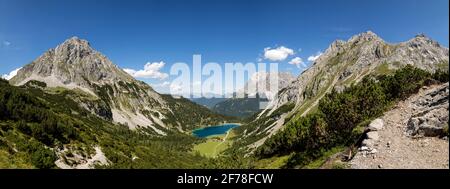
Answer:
[362,139,375,147]
[366,131,379,141]
[360,146,369,151]
[367,118,383,131]
[406,84,449,137]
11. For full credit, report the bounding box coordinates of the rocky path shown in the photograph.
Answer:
[55,146,109,169]
[350,83,449,169]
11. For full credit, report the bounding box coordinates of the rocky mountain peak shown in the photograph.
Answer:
[348,30,382,44]
[323,31,382,57]
[9,36,171,132]
[65,36,89,44]
[415,33,427,38]
[10,36,134,88]
[53,36,95,64]
[57,36,92,51]
[252,31,448,146]
[59,36,92,49]
[304,30,447,87]
[328,39,346,51]
[317,40,346,64]
[408,33,443,48]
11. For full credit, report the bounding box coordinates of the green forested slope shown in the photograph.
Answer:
[0,79,214,168]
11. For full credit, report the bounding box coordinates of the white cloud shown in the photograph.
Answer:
[192,81,201,86]
[263,46,294,61]
[170,83,183,92]
[2,67,22,80]
[152,81,170,88]
[2,41,11,47]
[123,61,169,80]
[307,52,323,62]
[288,57,305,68]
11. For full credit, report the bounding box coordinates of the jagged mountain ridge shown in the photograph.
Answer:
[236,72,296,100]
[242,31,449,150]
[11,37,135,91]
[264,31,449,117]
[10,37,228,134]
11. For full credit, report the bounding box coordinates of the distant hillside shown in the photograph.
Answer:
[0,79,209,168]
[208,72,295,118]
[190,97,228,109]
[212,94,268,118]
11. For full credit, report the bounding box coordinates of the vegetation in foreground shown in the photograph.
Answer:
[0,79,214,168]
[193,131,236,158]
[0,65,448,169]
[254,65,448,168]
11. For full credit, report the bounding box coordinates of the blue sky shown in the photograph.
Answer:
[0,0,448,94]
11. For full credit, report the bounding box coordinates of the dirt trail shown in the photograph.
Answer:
[350,84,449,169]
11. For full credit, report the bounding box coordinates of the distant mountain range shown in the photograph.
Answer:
[189,96,228,109]
[189,72,295,118]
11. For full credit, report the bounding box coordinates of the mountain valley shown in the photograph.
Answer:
[0,31,448,169]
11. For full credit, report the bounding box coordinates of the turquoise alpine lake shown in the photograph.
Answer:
[193,123,240,138]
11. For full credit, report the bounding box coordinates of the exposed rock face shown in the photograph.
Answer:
[407,83,449,137]
[366,131,380,141]
[10,37,166,132]
[246,31,448,150]
[359,118,384,153]
[367,118,384,131]
[350,83,449,169]
[360,119,383,153]
[11,37,135,89]
[213,72,296,118]
[9,37,226,134]
[262,31,448,118]
[77,98,113,121]
[55,146,109,169]
[237,72,296,100]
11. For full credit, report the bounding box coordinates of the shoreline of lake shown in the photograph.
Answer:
[192,123,240,138]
